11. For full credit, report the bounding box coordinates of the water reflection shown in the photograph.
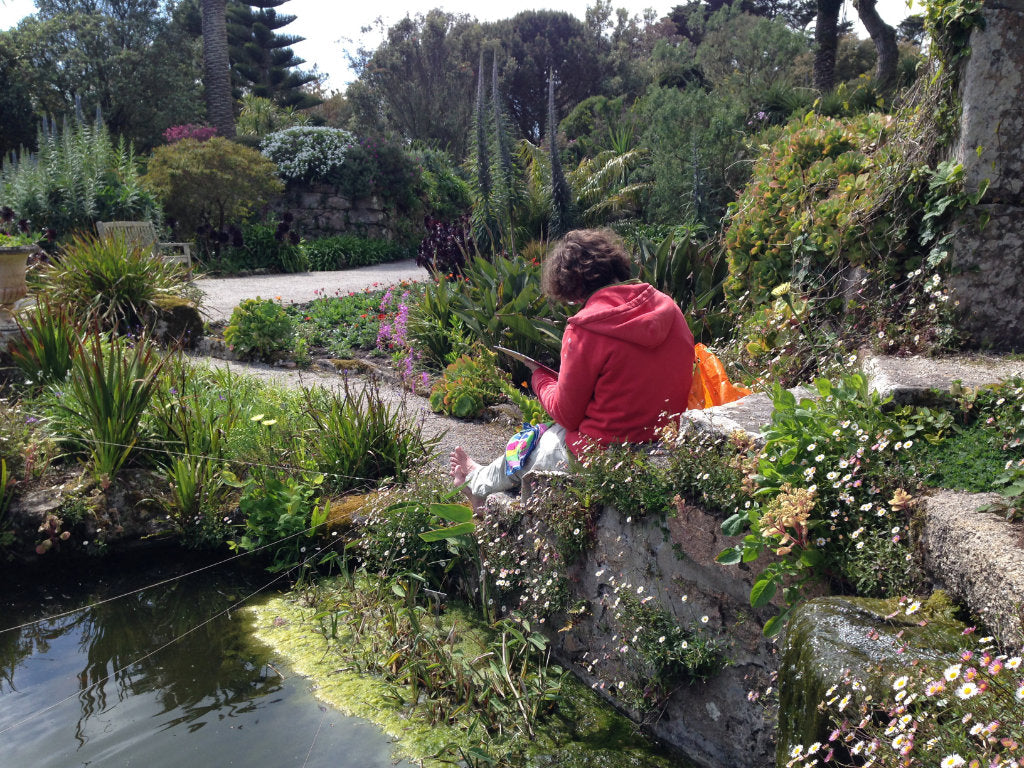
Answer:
[0,559,407,768]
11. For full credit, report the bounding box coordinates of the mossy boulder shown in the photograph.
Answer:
[776,594,966,766]
[153,294,203,348]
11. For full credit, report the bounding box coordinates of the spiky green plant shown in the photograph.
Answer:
[548,70,577,238]
[39,232,191,334]
[10,299,81,386]
[45,331,164,480]
[0,117,159,237]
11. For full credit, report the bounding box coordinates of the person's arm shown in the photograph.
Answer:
[531,326,601,431]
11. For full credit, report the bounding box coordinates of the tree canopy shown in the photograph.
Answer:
[2,0,204,150]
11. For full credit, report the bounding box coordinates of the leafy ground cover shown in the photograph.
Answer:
[286,285,401,358]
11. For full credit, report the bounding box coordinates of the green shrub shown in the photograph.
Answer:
[303,378,440,493]
[407,276,467,370]
[332,137,423,213]
[231,472,328,572]
[639,85,749,225]
[224,298,295,362]
[220,220,308,273]
[0,119,160,238]
[303,234,408,271]
[145,137,283,237]
[412,147,472,221]
[428,351,508,419]
[716,374,925,635]
[39,232,192,335]
[151,359,242,548]
[723,113,894,309]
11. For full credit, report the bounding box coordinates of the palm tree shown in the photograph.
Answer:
[201,0,236,138]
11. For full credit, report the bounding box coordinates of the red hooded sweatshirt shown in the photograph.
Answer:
[531,282,695,457]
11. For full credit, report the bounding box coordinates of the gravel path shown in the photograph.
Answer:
[194,259,426,322]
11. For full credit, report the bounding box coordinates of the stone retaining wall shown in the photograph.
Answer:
[951,0,1024,349]
[271,183,393,240]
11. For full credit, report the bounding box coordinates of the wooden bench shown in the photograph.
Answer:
[96,221,191,267]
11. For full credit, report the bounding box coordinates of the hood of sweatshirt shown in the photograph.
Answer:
[567,283,679,348]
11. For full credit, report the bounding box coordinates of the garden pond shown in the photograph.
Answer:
[0,554,413,768]
[0,554,685,768]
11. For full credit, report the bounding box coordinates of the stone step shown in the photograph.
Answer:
[859,350,1024,405]
[921,489,1024,649]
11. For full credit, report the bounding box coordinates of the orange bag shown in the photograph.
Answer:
[687,343,751,410]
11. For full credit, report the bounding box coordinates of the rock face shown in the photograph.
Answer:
[152,296,203,348]
[520,477,779,768]
[272,184,393,240]
[951,1,1024,349]
[775,595,967,764]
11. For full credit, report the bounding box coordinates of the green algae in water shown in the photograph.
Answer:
[776,593,967,765]
[247,579,686,768]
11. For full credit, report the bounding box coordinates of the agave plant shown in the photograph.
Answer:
[634,228,730,342]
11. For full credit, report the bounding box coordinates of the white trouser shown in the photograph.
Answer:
[465,424,570,497]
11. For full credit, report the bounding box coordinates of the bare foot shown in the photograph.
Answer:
[450,446,481,486]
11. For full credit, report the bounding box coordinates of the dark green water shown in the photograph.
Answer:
[0,557,410,768]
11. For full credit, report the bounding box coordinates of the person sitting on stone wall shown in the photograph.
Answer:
[450,228,696,507]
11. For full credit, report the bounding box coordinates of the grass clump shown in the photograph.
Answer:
[38,232,193,335]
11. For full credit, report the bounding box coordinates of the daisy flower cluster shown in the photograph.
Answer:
[862,267,960,356]
[716,372,928,632]
[789,618,1024,768]
[472,481,591,623]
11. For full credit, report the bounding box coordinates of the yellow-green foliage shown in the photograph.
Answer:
[724,112,897,308]
[144,137,283,236]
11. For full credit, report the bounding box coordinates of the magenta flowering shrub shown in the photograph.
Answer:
[376,287,411,376]
[163,124,217,143]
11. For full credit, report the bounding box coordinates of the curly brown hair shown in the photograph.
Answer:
[541,229,633,303]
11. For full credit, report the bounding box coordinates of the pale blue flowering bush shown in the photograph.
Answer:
[260,126,355,183]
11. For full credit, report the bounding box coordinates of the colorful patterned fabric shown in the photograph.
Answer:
[504,423,549,476]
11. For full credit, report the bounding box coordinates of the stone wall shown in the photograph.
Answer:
[951,0,1024,349]
[271,184,393,240]
[525,488,780,768]
[517,393,792,768]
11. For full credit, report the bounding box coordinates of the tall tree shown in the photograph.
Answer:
[3,0,204,149]
[669,0,815,45]
[853,0,899,89]
[349,10,482,158]
[201,0,236,137]
[226,0,318,109]
[485,10,607,141]
[0,35,37,155]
